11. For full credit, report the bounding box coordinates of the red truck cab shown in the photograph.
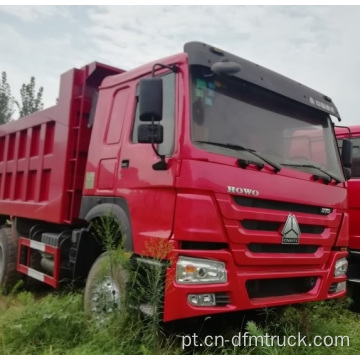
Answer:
[0,42,350,322]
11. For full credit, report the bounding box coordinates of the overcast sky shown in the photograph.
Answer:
[0,5,359,126]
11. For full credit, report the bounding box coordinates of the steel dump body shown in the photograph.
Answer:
[0,63,124,224]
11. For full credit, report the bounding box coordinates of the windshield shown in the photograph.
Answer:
[190,65,344,181]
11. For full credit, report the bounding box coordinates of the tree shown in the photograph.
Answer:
[0,71,15,124]
[16,76,44,118]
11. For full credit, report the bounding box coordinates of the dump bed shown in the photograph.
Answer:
[0,62,124,224]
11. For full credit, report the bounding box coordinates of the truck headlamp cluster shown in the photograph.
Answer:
[334,258,348,277]
[176,256,227,284]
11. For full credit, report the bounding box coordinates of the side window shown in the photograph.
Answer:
[132,72,176,156]
[338,137,360,178]
[106,87,130,145]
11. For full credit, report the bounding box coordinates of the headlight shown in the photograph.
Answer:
[176,256,227,284]
[334,258,348,277]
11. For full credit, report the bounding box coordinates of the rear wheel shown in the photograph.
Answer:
[84,252,128,321]
[0,227,22,293]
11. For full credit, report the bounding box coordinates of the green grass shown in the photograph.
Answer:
[1,291,360,355]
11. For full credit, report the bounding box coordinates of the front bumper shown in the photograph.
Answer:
[163,249,347,322]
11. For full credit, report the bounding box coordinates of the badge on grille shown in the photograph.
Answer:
[281,214,301,245]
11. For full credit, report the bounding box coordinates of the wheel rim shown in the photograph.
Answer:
[90,275,121,319]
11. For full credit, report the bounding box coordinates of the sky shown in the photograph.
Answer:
[0,5,359,126]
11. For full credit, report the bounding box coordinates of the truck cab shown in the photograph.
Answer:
[81,42,349,321]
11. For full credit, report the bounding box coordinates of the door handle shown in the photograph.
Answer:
[121,160,130,168]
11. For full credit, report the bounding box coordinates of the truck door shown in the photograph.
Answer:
[116,69,180,254]
[96,86,130,192]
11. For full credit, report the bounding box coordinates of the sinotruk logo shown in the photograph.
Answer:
[281,214,301,245]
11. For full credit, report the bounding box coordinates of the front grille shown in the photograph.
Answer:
[248,243,318,254]
[241,220,324,234]
[234,196,332,215]
[246,277,317,298]
[215,293,231,306]
[181,241,229,250]
[242,220,279,231]
[300,224,325,234]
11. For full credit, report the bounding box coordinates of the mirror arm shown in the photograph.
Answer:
[335,125,352,138]
[152,63,179,77]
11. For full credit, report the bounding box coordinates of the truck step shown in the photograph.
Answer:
[17,237,61,288]
[17,265,58,287]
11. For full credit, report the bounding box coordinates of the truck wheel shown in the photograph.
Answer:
[0,227,21,293]
[84,252,128,320]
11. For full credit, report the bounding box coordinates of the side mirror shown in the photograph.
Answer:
[341,138,353,168]
[341,138,353,180]
[137,124,163,144]
[139,78,163,122]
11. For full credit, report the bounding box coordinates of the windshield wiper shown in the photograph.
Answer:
[195,141,281,173]
[280,163,342,184]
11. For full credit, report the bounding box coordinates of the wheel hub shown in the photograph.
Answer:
[90,275,121,317]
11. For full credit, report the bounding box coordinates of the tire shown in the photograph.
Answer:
[84,252,128,320]
[0,227,22,293]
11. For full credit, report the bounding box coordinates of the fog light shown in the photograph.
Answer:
[188,293,216,307]
[335,281,346,293]
[334,258,348,277]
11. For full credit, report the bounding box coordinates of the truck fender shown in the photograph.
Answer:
[84,203,133,252]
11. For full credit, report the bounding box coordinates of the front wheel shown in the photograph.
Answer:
[84,252,128,320]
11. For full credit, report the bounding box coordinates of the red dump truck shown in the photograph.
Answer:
[0,42,351,322]
[336,126,360,306]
